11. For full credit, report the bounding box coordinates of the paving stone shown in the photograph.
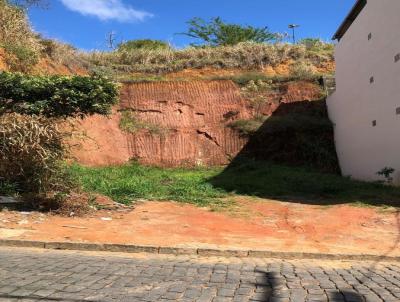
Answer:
[0,247,398,302]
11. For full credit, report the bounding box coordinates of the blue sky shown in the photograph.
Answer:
[28,0,356,50]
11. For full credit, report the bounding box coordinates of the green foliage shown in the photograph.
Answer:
[0,72,119,118]
[70,161,400,208]
[183,17,277,46]
[117,39,170,51]
[237,100,340,173]
[119,110,167,135]
[210,159,400,207]
[229,116,268,136]
[69,163,224,206]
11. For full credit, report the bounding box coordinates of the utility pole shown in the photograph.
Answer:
[288,24,300,44]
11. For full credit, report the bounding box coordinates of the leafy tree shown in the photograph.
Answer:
[183,17,277,46]
[117,39,170,52]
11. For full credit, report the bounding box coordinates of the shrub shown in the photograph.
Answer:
[0,72,119,118]
[289,60,317,79]
[38,37,88,69]
[0,113,70,194]
[183,17,277,46]
[0,0,43,71]
[117,39,170,51]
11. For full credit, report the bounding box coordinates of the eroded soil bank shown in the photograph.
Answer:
[1,198,398,257]
[71,80,323,167]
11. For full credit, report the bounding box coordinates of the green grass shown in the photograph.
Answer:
[69,163,225,206]
[69,160,400,208]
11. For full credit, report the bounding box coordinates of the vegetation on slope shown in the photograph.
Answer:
[86,42,333,76]
[0,0,43,71]
[70,160,400,208]
[0,72,119,117]
[0,0,334,79]
[0,72,118,210]
[229,99,339,173]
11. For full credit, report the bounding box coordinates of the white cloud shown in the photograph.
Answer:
[60,0,153,22]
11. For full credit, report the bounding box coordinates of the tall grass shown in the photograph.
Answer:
[0,0,43,71]
[83,42,334,75]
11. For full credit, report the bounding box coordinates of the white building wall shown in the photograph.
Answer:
[327,0,400,182]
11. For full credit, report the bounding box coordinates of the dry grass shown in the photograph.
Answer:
[0,0,43,71]
[82,42,334,75]
[0,113,70,194]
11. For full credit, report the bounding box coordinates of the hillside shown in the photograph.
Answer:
[0,0,336,171]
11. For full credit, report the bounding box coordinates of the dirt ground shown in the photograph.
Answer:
[0,197,398,257]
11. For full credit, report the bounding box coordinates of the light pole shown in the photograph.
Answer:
[288,24,300,44]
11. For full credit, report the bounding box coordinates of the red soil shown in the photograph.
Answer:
[71,80,323,167]
[1,198,398,256]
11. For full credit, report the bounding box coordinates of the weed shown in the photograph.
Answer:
[119,111,168,136]
[229,116,268,135]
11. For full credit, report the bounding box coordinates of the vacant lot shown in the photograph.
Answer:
[70,160,400,208]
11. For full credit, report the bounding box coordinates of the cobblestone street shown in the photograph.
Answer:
[0,247,399,302]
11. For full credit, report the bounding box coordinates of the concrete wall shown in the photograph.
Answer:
[327,0,400,183]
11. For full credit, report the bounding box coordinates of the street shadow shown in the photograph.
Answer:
[252,271,368,302]
[250,271,363,302]
[210,100,400,207]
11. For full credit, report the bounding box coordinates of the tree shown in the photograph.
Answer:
[183,17,277,46]
[117,39,170,52]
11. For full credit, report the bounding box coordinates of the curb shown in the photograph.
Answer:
[0,239,399,262]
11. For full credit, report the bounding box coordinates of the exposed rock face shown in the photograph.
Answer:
[71,80,323,167]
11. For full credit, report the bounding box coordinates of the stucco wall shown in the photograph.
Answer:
[327,0,400,182]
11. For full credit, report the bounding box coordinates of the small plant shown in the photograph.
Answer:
[119,110,168,136]
[377,167,395,184]
[229,116,268,136]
